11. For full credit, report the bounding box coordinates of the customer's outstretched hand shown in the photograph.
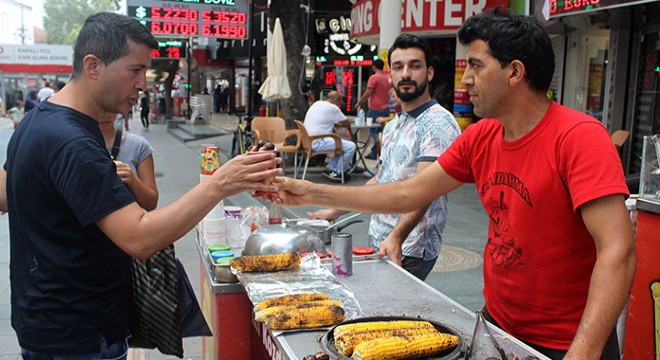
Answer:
[212,153,282,197]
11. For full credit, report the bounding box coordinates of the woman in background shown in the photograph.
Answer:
[99,113,158,210]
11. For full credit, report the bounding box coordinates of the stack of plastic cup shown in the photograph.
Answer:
[203,201,228,249]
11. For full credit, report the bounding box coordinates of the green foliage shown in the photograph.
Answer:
[43,0,119,45]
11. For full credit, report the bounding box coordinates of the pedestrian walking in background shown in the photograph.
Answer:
[309,34,460,280]
[140,89,150,130]
[356,58,392,159]
[213,83,221,113]
[219,85,229,112]
[0,11,281,359]
[270,9,634,360]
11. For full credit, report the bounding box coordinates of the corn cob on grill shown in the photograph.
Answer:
[335,327,440,356]
[229,252,301,272]
[254,299,342,322]
[333,320,435,340]
[263,303,345,330]
[254,293,329,313]
[351,332,460,360]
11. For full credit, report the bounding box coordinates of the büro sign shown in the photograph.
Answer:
[351,0,508,37]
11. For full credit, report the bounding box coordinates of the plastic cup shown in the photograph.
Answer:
[366,117,373,126]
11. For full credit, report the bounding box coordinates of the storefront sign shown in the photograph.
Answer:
[127,0,249,39]
[314,14,377,63]
[351,0,509,38]
[0,44,72,65]
[0,44,73,73]
[549,0,659,18]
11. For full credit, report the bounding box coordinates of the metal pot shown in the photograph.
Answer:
[242,224,328,256]
[285,213,364,244]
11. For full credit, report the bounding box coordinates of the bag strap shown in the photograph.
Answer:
[111,130,122,160]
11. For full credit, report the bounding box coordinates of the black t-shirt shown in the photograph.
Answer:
[4,101,136,354]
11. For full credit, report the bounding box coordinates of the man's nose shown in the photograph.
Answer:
[137,73,148,91]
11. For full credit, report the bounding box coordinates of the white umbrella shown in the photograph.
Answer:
[258,18,292,100]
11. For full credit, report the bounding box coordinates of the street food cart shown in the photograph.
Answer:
[196,227,548,360]
[624,198,660,359]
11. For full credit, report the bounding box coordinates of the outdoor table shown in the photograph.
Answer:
[196,227,550,360]
[343,116,382,175]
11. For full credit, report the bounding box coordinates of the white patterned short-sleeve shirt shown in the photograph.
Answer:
[368,100,460,260]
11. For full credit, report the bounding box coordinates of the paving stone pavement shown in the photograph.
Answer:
[0,112,490,359]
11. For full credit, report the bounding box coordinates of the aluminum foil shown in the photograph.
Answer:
[235,254,363,322]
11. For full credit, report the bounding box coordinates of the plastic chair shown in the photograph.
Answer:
[252,116,301,177]
[611,130,630,152]
[294,120,345,184]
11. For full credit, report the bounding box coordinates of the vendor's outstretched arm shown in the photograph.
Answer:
[272,161,462,215]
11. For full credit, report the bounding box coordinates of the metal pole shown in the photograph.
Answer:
[187,37,192,119]
[247,0,255,118]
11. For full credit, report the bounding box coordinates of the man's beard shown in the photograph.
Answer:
[394,79,428,102]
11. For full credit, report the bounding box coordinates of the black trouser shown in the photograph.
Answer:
[401,255,437,281]
[482,307,620,360]
[140,110,149,128]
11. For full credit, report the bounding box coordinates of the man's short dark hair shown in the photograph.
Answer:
[457,8,554,93]
[387,33,433,70]
[373,59,384,70]
[72,12,158,79]
[56,81,66,91]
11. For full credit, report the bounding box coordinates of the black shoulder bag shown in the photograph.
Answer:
[111,130,122,160]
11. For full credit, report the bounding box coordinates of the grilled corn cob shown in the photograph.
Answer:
[254,299,342,322]
[264,303,345,330]
[254,293,329,313]
[229,252,301,272]
[334,320,435,340]
[351,332,459,360]
[335,327,440,356]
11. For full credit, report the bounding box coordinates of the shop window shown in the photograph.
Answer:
[630,30,660,175]
[562,13,611,121]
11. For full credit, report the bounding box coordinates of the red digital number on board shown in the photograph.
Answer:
[325,71,337,85]
[151,21,198,35]
[201,24,247,38]
[201,11,247,25]
[168,47,181,58]
[152,7,197,21]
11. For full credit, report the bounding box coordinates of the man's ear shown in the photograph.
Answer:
[427,66,435,83]
[83,55,102,80]
[509,60,525,87]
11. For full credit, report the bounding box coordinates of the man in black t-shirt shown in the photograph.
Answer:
[0,12,281,359]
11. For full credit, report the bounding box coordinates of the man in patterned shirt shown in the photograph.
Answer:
[308,33,460,280]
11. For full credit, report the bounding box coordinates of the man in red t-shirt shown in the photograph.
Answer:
[356,59,391,159]
[271,9,635,360]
